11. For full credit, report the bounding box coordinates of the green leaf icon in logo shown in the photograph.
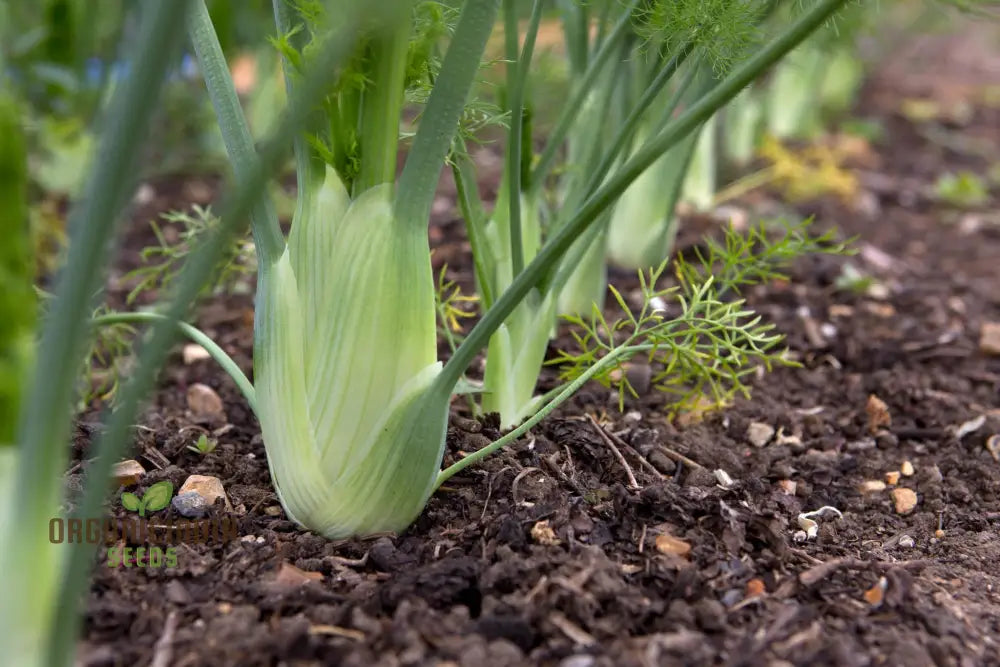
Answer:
[143,481,174,513]
[120,481,174,516]
[121,492,141,513]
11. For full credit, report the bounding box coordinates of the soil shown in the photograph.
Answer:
[71,28,1000,667]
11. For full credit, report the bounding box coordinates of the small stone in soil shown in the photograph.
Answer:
[901,460,915,477]
[746,421,775,447]
[178,474,229,509]
[891,487,918,515]
[859,480,887,493]
[182,344,211,364]
[778,480,797,495]
[112,459,145,487]
[186,382,225,420]
[979,321,1000,356]
[866,394,892,434]
[655,534,692,558]
[898,535,915,548]
[171,491,208,518]
[885,471,901,486]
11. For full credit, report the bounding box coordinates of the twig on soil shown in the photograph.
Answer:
[325,552,370,569]
[549,611,597,647]
[481,466,513,521]
[150,610,179,667]
[655,444,705,471]
[587,414,639,489]
[308,624,365,640]
[796,555,932,587]
[604,426,668,481]
[511,466,545,505]
[542,453,588,498]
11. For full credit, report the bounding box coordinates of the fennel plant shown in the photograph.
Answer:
[0,1,853,663]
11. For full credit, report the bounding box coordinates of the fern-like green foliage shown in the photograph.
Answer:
[549,219,851,416]
[636,0,766,74]
[122,205,257,305]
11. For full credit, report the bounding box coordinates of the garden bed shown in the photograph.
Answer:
[75,38,1000,667]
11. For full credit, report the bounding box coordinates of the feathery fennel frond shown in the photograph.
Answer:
[550,219,851,415]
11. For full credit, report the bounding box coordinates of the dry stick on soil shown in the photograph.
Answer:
[150,610,179,667]
[542,453,589,498]
[655,443,705,471]
[481,466,513,521]
[511,466,545,505]
[606,426,668,481]
[797,556,932,587]
[586,414,639,489]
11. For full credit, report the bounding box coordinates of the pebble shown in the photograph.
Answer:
[171,491,208,518]
[891,488,918,515]
[898,535,915,548]
[979,322,1000,356]
[866,394,892,433]
[178,474,230,509]
[885,471,901,486]
[859,480,887,493]
[112,460,145,487]
[901,460,915,477]
[655,534,692,558]
[746,422,775,448]
[182,344,211,364]
[778,480,797,496]
[186,383,225,419]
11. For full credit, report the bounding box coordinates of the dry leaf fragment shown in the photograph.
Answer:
[955,415,985,440]
[655,534,692,558]
[531,520,560,546]
[863,577,887,606]
[272,561,323,588]
[986,434,1000,462]
[745,578,766,598]
[866,394,891,434]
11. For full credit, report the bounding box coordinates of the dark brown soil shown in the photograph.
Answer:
[73,31,1000,667]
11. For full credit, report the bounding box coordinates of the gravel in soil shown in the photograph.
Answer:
[72,41,1000,667]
